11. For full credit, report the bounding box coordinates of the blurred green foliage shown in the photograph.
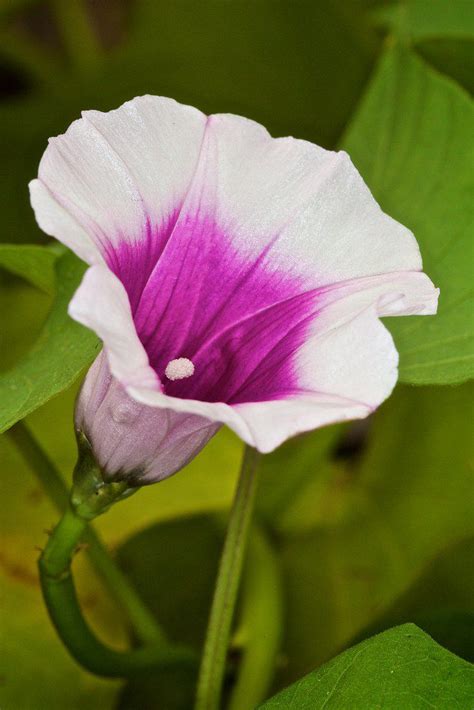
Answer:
[1,0,473,708]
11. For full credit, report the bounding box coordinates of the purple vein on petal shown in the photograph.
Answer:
[106,212,325,405]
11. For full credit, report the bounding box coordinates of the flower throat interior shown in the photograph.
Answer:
[106,213,321,405]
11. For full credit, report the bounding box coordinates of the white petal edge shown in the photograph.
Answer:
[30,96,207,260]
[193,113,427,286]
[69,265,159,390]
[29,179,102,265]
[31,97,431,289]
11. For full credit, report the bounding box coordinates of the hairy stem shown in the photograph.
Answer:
[39,503,196,677]
[7,421,165,646]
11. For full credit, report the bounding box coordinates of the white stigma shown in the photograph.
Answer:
[165,357,195,381]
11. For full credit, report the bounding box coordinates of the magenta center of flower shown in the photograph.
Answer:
[106,213,321,405]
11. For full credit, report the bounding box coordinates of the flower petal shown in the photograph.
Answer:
[231,271,438,450]
[29,179,101,265]
[195,113,426,285]
[69,264,159,390]
[29,96,207,263]
[125,270,438,452]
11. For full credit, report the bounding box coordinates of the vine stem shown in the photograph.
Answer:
[195,445,261,710]
[228,526,284,710]
[6,420,165,646]
[39,502,197,677]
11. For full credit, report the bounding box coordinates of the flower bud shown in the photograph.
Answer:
[75,353,220,486]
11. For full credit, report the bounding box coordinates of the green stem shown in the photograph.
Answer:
[39,503,197,677]
[228,526,284,710]
[6,421,165,646]
[195,445,260,710]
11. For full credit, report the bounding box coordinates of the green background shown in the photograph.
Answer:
[0,1,473,708]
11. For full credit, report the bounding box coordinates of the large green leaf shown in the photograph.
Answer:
[373,0,474,93]
[343,46,474,384]
[0,279,51,371]
[0,243,59,293]
[0,250,100,432]
[353,536,474,662]
[375,0,474,41]
[417,37,474,95]
[259,624,474,709]
[278,383,474,680]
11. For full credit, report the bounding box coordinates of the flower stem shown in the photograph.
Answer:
[195,445,261,710]
[39,503,197,677]
[228,526,284,710]
[6,421,165,646]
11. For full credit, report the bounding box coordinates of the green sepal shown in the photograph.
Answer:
[71,431,136,520]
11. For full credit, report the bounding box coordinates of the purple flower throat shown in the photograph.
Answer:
[106,213,321,405]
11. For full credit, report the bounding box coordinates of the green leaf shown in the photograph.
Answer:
[0,280,51,371]
[343,46,474,384]
[259,624,474,709]
[374,0,474,42]
[0,250,100,432]
[278,383,474,680]
[373,0,474,94]
[354,535,474,662]
[0,243,60,293]
[417,38,474,95]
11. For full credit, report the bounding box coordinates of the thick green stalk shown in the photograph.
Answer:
[195,445,260,710]
[39,503,196,677]
[228,526,284,710]
[7,421,165,646]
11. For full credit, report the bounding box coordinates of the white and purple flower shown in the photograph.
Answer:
[30,96,438,484]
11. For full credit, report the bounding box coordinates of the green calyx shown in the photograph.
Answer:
[71,431,136,520]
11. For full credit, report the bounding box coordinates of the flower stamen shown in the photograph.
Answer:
[165,357,195,381]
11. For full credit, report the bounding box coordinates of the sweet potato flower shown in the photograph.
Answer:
[30,96,438,484]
